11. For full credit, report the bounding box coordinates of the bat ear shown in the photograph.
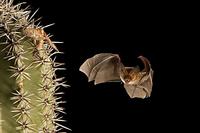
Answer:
[134,65,140,71]
[138,56,151,73]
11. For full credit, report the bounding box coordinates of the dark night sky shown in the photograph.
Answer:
[16,0,198,132]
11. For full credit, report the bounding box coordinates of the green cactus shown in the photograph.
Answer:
[0,0,70,132]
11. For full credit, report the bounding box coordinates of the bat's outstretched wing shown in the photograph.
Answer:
[79,53,122,84]
[124,69,153,99]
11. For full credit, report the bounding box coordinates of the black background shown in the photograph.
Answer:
[15,0,198,133]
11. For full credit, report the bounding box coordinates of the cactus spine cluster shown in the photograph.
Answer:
[0,0,70,132]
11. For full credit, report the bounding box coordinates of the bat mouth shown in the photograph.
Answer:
[121,78,138,85]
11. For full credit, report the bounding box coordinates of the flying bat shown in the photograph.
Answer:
[79,53,153,99]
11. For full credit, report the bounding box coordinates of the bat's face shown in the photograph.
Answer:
[120,68,142,85]
[120,74,132,84]
[122,76,139,85]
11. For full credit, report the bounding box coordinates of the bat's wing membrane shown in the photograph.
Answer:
[79,53,121,84]
[124,84,147,99]
[124,69,154,98]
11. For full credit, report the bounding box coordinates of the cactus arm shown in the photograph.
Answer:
[0,0,70,132]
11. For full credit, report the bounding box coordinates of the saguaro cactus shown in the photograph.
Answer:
[0,0,70,132]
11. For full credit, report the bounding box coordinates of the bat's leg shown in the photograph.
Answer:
[137,85,150,97]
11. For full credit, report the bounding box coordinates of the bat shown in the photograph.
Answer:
[79,53,153,99]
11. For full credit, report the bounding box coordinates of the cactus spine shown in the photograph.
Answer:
[0,0,70,132]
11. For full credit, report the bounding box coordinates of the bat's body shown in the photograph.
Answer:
[120,67,143,85]
[79,53,153,99]
[24,27,59,51]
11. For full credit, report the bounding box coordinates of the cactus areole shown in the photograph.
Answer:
[0,0,70,132]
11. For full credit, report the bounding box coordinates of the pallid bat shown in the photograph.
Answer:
[79,53,153,99]
[23,27,59,51]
